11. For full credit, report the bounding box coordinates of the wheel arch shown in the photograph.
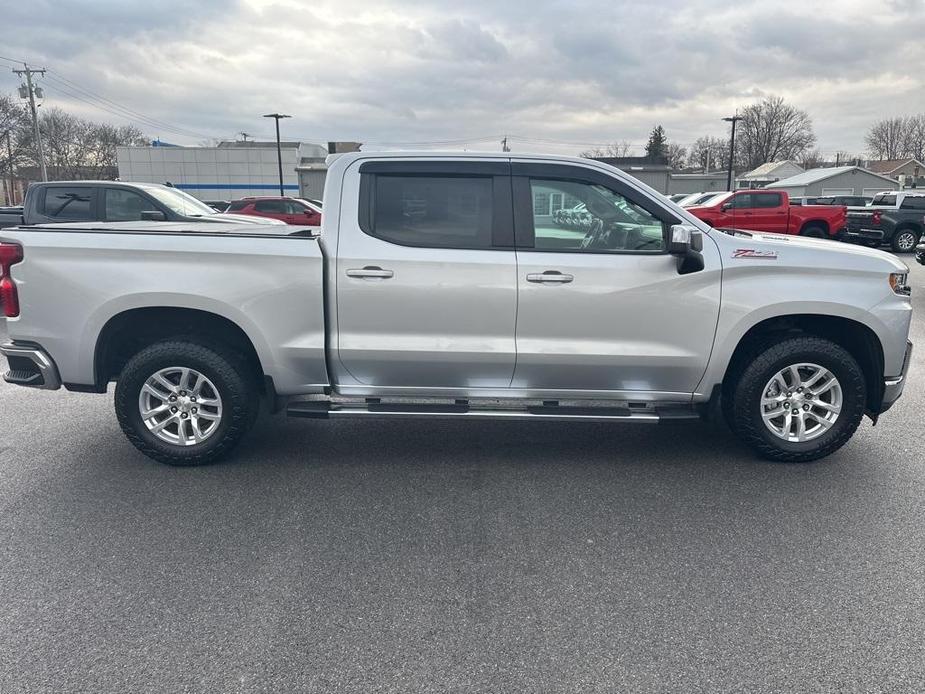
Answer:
[721,314,884,414]
[93,306,267,392]
[799,219,830,235]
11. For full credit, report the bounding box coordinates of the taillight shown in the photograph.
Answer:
[0,242,23,318]
[872,210,882,225]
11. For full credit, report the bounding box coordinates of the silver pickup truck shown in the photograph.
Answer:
[0,152,914,465]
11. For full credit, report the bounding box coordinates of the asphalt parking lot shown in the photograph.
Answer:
[0,259,923,693]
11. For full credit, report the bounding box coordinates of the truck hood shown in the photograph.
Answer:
[713,228,909,273]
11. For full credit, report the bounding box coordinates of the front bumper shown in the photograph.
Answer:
[880,340,913,413]
[0,342,62,390]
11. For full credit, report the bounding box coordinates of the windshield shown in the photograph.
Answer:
[144,186,217,216]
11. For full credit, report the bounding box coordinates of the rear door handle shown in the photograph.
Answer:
[346,266,394,279]
[526,271,574,284]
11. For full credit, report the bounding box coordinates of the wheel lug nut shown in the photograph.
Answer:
[180,412,189,419]
[192,407,198,413]
[179,390,187,396]
[169,395,177,402]
[170,406,178,413]
[792,409,799,415]
[803,404,810,411]
[784,401,790,408]
[787,392,792,397]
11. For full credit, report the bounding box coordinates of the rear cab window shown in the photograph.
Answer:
[872,194,897,206]
[41,186,94,220]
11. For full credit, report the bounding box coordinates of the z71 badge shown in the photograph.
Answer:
[733,249,778,260]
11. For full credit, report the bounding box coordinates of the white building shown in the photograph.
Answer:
[116,141,328,201]
[736,161,805,189]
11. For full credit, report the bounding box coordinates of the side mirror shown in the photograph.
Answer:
[721,202,733,212]
[140,210,167,221]
[669,224,704,275]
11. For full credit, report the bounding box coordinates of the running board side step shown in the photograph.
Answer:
[286,401,700,423]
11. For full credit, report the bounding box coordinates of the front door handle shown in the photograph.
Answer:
[526,271,574,284]
[346,266,394,279]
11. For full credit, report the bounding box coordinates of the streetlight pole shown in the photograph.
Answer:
[722,113,743,192]
[262,113,291,196]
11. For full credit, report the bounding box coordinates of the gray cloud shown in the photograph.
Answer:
[2,0,923,156]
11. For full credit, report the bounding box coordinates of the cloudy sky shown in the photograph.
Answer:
[3,0,924,156]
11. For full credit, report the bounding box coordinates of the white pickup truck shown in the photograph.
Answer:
[0,152,914,465]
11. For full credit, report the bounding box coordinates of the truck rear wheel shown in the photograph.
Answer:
[730,336,866,463]
[891,228,919,253]
[114,340,259,466]
[800,224,827,238]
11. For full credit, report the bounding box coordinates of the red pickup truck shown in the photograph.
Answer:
[686,189,846,238]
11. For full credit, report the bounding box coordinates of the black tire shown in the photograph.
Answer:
[800,224,827,239]
[730,336,866,463]
[890,228,919,254]
[115,340,259,466]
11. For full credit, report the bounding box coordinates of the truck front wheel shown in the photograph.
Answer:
[730,337,866,463]
[114,340,259,466]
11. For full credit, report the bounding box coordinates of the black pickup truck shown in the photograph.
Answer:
[0,181,281,229]
[844,191,925,253]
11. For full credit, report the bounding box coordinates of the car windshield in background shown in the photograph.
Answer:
[707,192,734,206]
[144,187,217,216]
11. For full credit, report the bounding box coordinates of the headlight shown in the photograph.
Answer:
[889,272,911,296]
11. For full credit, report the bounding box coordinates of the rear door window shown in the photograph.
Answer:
[41,186,94,220]
[753,193,782,208]
[368,175,494,249]
[254,200,288,214]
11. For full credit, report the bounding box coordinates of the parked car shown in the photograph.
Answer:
[687,190,846,238]
[843,191,925,253]
[667,193,689,203]
[678,191,726,207]
[916,238,925,266]
[0,181,284,228]
[224,196,322,225]
[0,152,912,467]
[203,200,231,212]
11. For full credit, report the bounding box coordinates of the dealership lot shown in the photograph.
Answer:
[0,260,923,692]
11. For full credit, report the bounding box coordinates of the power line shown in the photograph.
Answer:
[45,70,215,139]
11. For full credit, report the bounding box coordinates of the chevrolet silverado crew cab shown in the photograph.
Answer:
[844,191,925,253]
[687,189,846,239]
[0,152,913,466]
[0,180,284,229]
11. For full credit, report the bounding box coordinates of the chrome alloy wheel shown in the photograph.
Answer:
[138,367,223,446]
[760,363,842,443]
[895,231,917,252]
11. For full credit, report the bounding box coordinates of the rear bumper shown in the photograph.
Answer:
[880,340,913,413]
[0,342,62,390]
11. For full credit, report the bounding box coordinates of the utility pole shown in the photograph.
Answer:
[13,64,47,182]
[722,113,743,191]
[4,130,14,204]
[262,113,291,196]
[239,132,251,142]
[501,135,510,152]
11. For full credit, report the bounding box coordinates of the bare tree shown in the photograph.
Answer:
[799,149,823,169]
[735,96,816,170]
[865,117,909,160]
[902,114,925,162]
[579,140,633,158]
[666,142,687,170]
[688,136,728,171]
